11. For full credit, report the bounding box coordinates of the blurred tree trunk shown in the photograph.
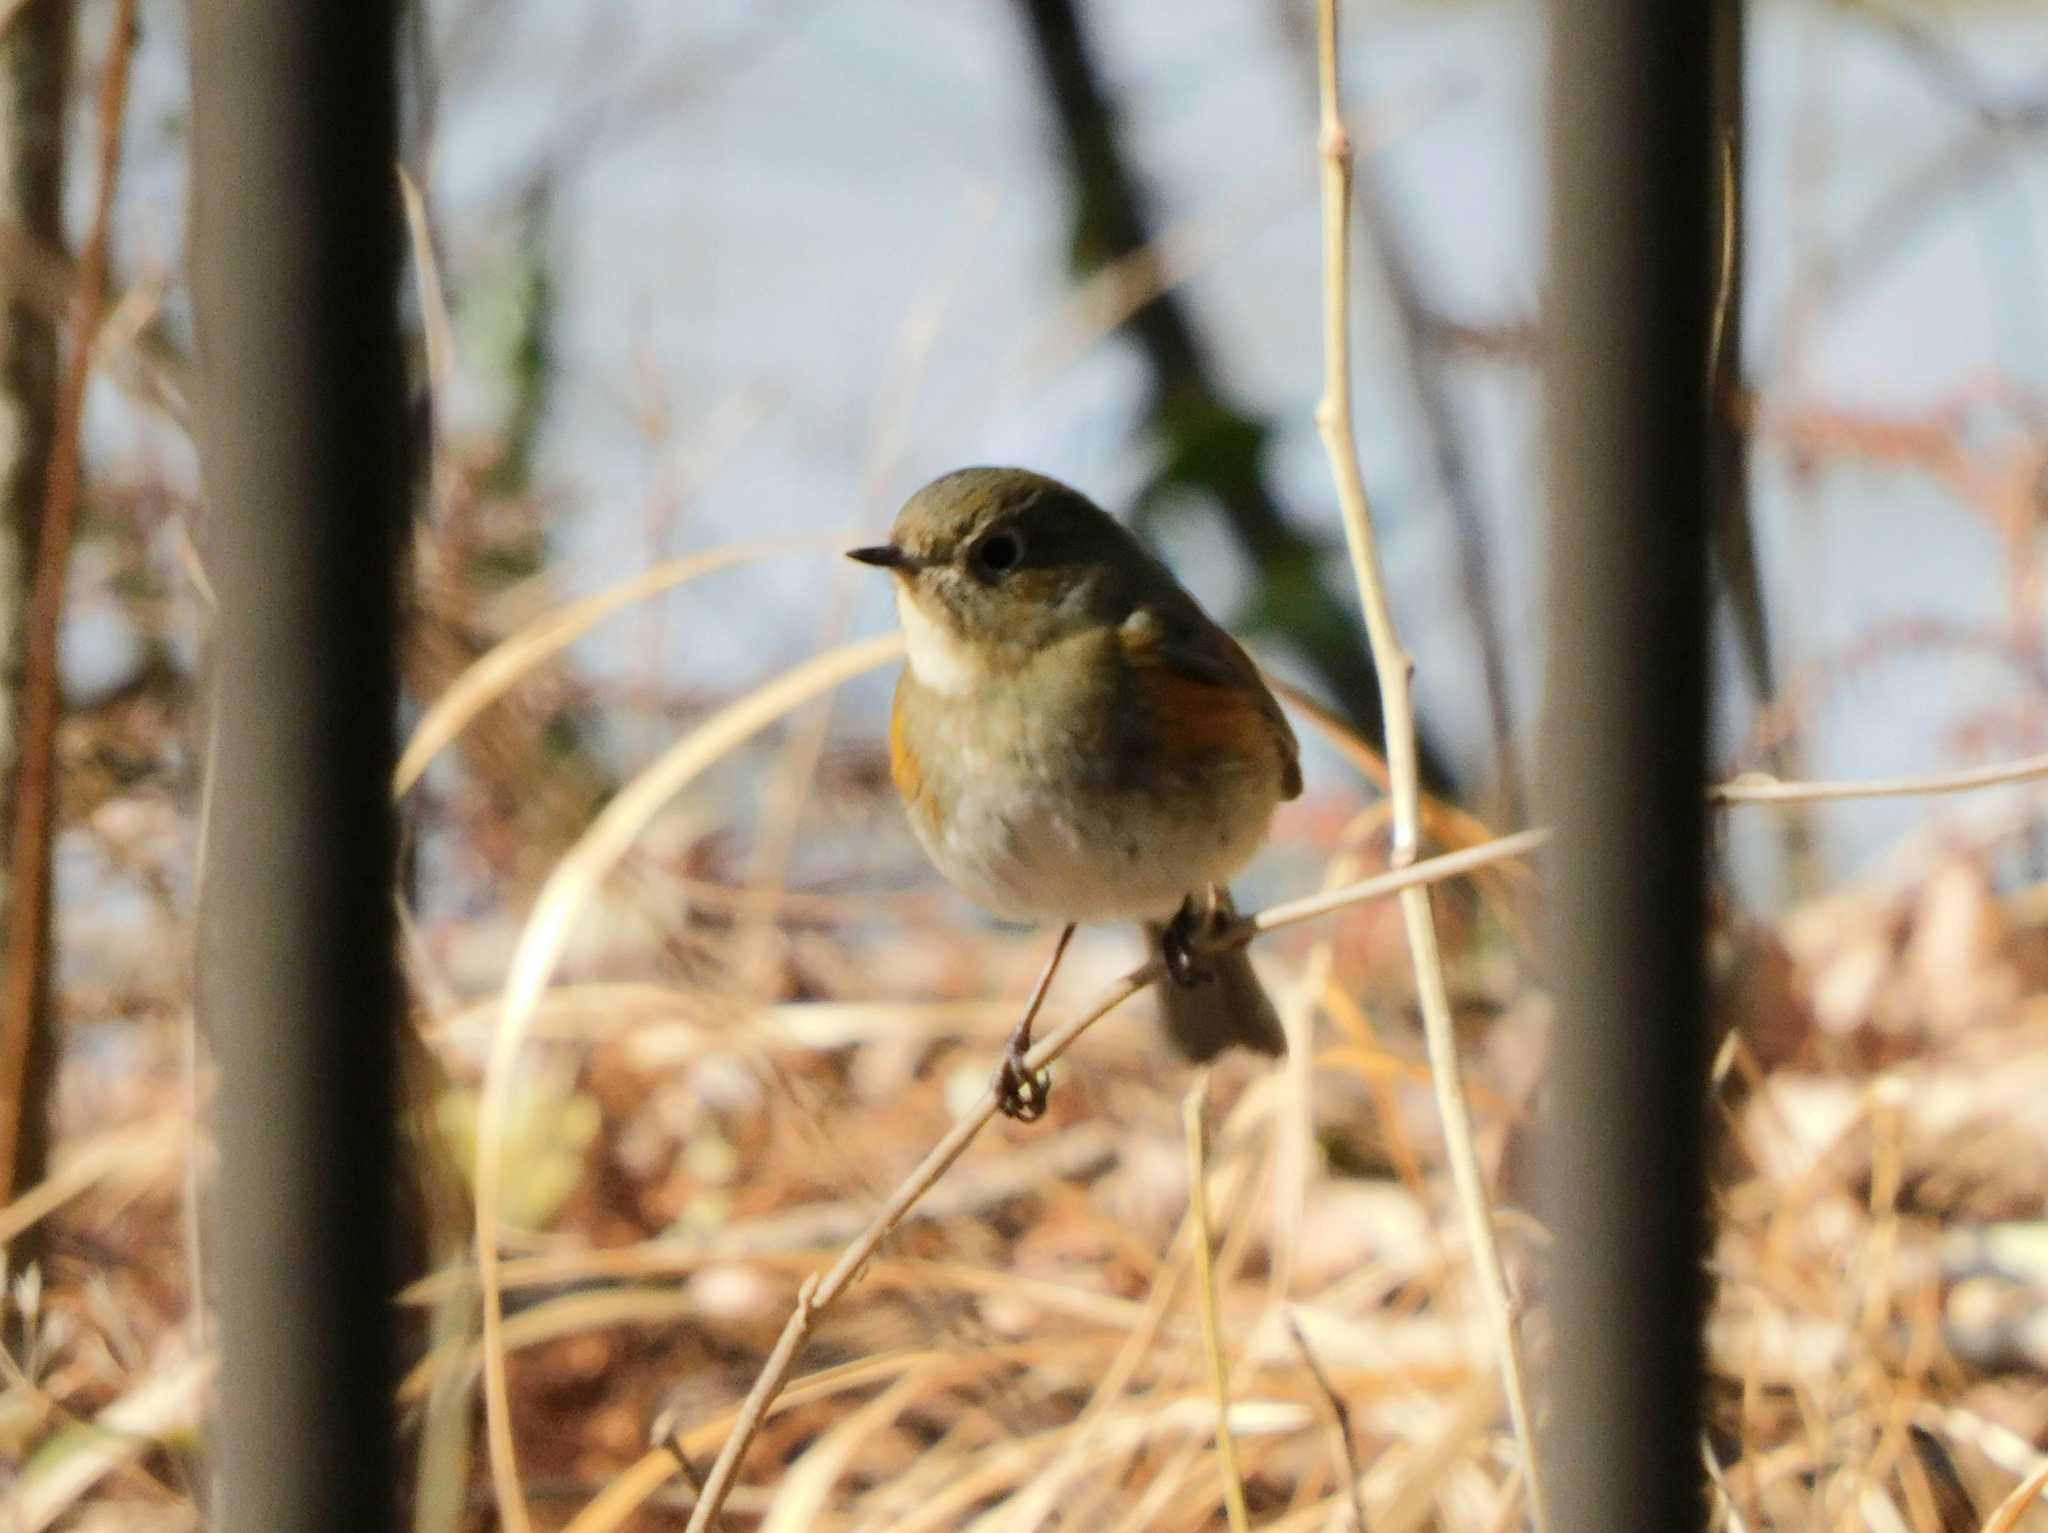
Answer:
[0,0,72,1211]
[1013,0,1453,792]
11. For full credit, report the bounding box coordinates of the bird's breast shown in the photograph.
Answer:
[890,643,1283,924]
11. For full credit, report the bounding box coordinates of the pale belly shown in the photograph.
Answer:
[891,592,1289,924]
[910,752,1276,924]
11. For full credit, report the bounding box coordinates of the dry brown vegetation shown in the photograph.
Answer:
[7,2,2048,1531]
[12,727,2048,1529]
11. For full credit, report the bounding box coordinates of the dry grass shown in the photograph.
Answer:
[15,638,2048,1530]
[8,4,2048,1532]
[415,810,2048,1533]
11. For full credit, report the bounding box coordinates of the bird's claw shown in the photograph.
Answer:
[993,1044,1051,1122]
[1163,901,1219,988]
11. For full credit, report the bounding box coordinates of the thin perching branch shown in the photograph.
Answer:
[1711,752,2048,804]
[1309,3,1550,1531]
[665,828,1541,1533]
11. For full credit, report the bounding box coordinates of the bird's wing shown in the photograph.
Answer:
[1119,601,1302,799]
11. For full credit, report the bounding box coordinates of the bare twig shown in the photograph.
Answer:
[0,0,135,1207]
[1288,1312,1366,1531]
[1309,3,1548,1527]
[669,1451,730,1533]
[1184,1077,1250,1533]
[1345,82,1525,820]
[1711,753,2048,804]
[1251,826,1548,935]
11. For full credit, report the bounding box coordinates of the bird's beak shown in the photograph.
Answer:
[847,543,915,570]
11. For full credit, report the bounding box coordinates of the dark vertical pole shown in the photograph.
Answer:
[1541,3,1716,1532]
[189,7,407,1532]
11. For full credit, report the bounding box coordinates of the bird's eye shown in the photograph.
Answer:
[970,530,1022,578]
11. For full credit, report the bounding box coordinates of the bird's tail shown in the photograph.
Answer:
[1143,888,1286,1063]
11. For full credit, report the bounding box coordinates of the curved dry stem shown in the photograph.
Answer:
[1711,751,2048,804]
[1981,1457,2048,1533]
[471,632,903,1533]
[1310,3,1550,1526]
[392,535,834,795]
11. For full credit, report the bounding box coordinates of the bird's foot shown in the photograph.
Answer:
[992,1041,1051,1122]
[988,923,1072,1124]
[1163,898,1219,988]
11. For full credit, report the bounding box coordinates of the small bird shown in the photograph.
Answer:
[851,466,1301,1118]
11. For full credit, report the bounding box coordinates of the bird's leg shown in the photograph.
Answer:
[1163,891,1220,987]
[993,922,1074,1122]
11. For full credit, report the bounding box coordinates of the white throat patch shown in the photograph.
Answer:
[897,586,984,696]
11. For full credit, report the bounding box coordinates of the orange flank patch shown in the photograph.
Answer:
[1132,652,1285,777]
[889,682,940,830]
[889,689,920,801]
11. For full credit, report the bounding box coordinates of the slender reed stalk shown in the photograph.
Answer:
[1309,4,1550,1528]
[1184,1077,1251,1533]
